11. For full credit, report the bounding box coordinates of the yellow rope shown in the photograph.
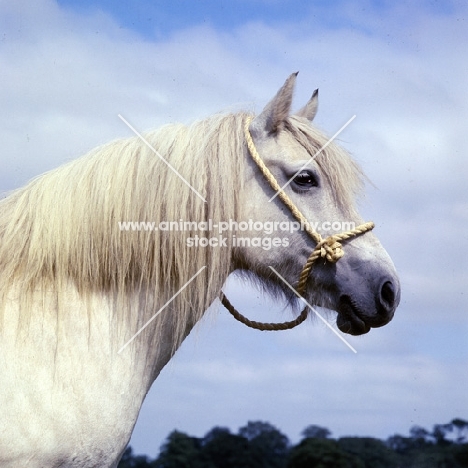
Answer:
[243,117,323,245]
[295,222,374,296]
[221,117,375,331]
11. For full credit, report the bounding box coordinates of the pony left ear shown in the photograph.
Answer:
[295,89,319,122]
[251,72,298,134]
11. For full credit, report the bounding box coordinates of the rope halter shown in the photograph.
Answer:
[221,117,375,331]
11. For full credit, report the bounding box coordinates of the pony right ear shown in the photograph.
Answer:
[251,72,298,134]
[295,89,319,122]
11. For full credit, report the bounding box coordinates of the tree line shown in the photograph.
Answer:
[118,418,468,468]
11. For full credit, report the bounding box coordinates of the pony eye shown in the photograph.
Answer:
[293,170,318,188]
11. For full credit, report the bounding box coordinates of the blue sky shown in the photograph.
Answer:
[55,0,459,41]
[1,0,467,459]
[55,0,373,37]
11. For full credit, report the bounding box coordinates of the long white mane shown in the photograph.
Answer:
[0,112,362,352]
[0,113,249,351]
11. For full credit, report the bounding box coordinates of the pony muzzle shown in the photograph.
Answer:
[336,274,400,336]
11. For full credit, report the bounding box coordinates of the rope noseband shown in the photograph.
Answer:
[221,117,374,331]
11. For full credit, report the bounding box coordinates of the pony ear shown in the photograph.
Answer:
[295,89,318,122]
[251,72,298,134]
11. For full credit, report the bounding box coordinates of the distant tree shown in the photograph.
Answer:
[199,426,252,468]
[338,437,399,468]
[238,421,290,467]
[239,421,286,443]
[388,426,449,453]
[453,443,468,467]
[118,446,152,468]
[121,417,468,468]
[387,420,468,468]
[433,423,453,446]
[202,427,232,445]
[287,438,363,468]
[409,425,432,447]
[410,426,431,441]
[408,445,462,468]
[300,425,331,440]
[451,419,468,444]
[153,430,201,468]
[386,434,413,454]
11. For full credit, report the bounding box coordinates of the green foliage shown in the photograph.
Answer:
[118,417,468,468]
[409,426,432,447]
[406,445,462,468]
[338,437,399,468]
[152,430,202,468]
[301,425,331,440]
[386,421,468,468]
[287,438,363,468]
[454,443,468,467]
[197,426,252,468]
[452,419,468,444]
[239,421,290,468]
[118,446,152,468]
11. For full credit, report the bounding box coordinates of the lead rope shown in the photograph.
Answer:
[220,117,375,331]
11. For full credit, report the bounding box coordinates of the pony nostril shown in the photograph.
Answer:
[380,281,395,310]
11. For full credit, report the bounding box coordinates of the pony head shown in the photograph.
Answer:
[232,73,400,335]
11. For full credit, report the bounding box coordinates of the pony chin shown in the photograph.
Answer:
[336,296,372,335]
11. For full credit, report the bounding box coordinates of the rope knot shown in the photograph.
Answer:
[318,236,344,263]
[221,118,376,331]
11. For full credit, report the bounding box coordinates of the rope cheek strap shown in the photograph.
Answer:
[220,117,375,331]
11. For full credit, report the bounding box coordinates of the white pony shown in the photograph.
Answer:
[0,74,400,467]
